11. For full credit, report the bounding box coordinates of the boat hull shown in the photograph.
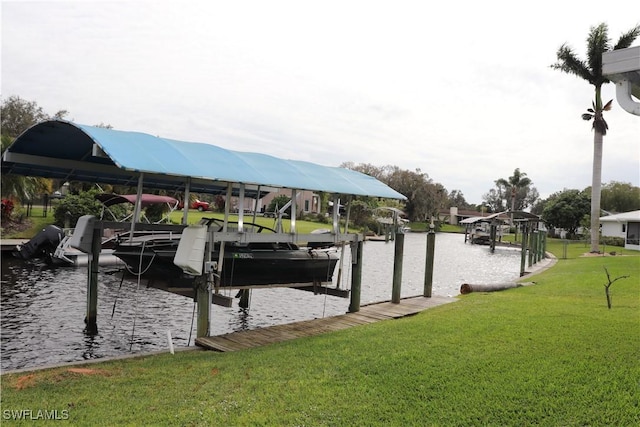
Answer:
[113,241,339,291]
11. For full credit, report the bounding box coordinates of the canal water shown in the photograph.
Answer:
[1,232,522,371]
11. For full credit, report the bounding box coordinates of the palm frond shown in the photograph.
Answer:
[586,23,610,85]
[551,44,593,82]
[613,24,640,50]
[603,99,613,111]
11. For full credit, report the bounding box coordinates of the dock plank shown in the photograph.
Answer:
[195,295,456,352]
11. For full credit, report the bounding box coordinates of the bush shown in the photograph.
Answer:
[53,190,103,228]
[144,203,168,223]
[601,236,625,247]
[1,198,14,222]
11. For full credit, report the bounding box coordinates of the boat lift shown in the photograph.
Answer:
[2,120,405,338]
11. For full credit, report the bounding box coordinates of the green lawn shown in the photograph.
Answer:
[2,243,639,425]
[0,208,351,239]
[167,210,345,234]
[0,206,56,239]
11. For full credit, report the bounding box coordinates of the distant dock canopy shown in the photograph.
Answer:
[369,207,410,240]
[460,211,542,245]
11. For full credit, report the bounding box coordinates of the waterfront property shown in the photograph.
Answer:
[600,210,640,251]
[1,119,407,340]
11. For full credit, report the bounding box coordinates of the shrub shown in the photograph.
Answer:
[144,203,168,223]
[53,190,103,227]
[1,198,14,222]
[601,236,625,247]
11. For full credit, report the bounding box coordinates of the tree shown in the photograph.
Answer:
[552,23,640,252]
[268,195,292,216]
[541,189,591,238]
[482,188,503,213]
[53,189,104,228]
[483,168,539,212]
[600,181,640,212]
[383,166,446,222]
[448,190,471,209]
[1,96,68,203]
[1,95,68,138]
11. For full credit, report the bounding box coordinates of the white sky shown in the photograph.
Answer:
[2,0,639,204]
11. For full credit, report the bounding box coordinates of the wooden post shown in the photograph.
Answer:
[489,223,497,253]
[238,289,250,309]
[528,230,535,267]
[423,226,435,297]
[195,278,210,338]
[519,222,529,277]
[85,223,102,334]
[392,232,404,303]
[348,240,363,313]
[197,234,213,338]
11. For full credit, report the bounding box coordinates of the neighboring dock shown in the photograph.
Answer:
[196,295,456,352]
[0,239,27,253]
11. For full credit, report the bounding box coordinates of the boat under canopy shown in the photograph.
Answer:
[113,218,340,298]
[2,120,405,311]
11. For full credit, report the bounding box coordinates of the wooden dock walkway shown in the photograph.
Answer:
[195,295,456,352]
[0,239,27,253]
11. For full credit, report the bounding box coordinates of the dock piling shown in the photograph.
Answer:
[85,224,102,334]
[391,232,404,303]
[348,240,363,313]
[423,226,435,297]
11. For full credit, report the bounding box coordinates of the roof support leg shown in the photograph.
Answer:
[290,189,297,234]
[237,184,245,232]
[129,173,144,237]
[182,177,191,225]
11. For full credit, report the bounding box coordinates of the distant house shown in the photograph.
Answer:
[599,210,640,251]
[439,207,487,225]
[259,189,322,216]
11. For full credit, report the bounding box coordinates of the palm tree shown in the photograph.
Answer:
[552,23,640,253]
[495,168,533,213]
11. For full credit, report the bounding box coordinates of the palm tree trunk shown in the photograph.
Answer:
[590,130,603,253]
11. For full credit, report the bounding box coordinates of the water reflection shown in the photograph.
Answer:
[1,233,522,371]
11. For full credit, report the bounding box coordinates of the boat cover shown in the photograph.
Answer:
[95,193,178,207]
[2,120,406,199]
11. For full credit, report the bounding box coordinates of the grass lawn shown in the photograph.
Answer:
[1,238,638,425]
[0,209,350,239]
[0,206,56,239]
[167,210,345,234]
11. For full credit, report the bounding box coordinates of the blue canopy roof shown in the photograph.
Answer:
[2,120,406,199]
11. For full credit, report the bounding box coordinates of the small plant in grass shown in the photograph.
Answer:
[1,198,15,221]
[603,266,630,309]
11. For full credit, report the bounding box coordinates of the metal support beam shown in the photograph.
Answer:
[129,173,144,237]
[182,177,191,225]
[290,189,297,234]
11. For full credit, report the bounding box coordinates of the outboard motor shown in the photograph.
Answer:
[13,225,64,260]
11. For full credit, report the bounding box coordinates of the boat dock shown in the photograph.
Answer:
[0,239,27,253]
[196,295,456,352]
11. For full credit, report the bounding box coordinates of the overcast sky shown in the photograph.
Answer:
[2,0,639,204]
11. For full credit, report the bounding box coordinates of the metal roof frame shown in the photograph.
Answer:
[1,120,406,200]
